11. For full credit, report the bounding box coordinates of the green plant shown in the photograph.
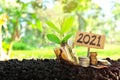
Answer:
[46,15,74,45]
[46,15,80,65]
[12,41,33,50]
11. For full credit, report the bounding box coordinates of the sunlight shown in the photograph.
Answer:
[92,0,113,19]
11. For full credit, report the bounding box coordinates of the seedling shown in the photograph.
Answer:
[46,16,79,65]
[46,16,74,45]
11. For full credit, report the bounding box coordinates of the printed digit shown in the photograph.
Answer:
[77,33,83,43]
[97,36,101,46]
[89,35,96,46]
[83,34,90,44]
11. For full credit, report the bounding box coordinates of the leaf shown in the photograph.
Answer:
[62,33,73,43]
[36,20,42,32]
[61,16,74,34]
[31,24,36,29]
[63,1,78,13]
[47,34,61,44]
[46,20,60,33]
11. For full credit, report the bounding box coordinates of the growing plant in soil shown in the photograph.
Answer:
[46,15,79,65]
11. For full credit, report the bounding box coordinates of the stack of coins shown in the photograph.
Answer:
[89,52,97,65]
[79,57,90,67]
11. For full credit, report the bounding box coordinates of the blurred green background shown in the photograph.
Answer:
[0,0,120,60]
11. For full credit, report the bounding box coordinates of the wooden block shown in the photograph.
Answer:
[75,31,105,49]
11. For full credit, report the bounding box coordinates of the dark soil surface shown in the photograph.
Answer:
[0,58,120,80]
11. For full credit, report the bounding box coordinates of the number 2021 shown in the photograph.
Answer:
[77,33,101,46]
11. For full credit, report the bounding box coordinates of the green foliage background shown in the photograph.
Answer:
[0,0,120,59]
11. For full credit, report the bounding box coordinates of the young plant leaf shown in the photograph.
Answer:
[62,33,73,43]
[46,20,60,33]
[61,16,74,34]
[47,34,61,44]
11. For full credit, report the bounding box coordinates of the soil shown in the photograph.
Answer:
[0,58,119,80]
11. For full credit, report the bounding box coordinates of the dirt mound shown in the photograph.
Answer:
[0,58,119,80]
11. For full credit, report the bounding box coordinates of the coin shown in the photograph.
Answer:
[79,57,90,67]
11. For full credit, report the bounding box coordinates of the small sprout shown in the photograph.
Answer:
[46,15,79,65]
